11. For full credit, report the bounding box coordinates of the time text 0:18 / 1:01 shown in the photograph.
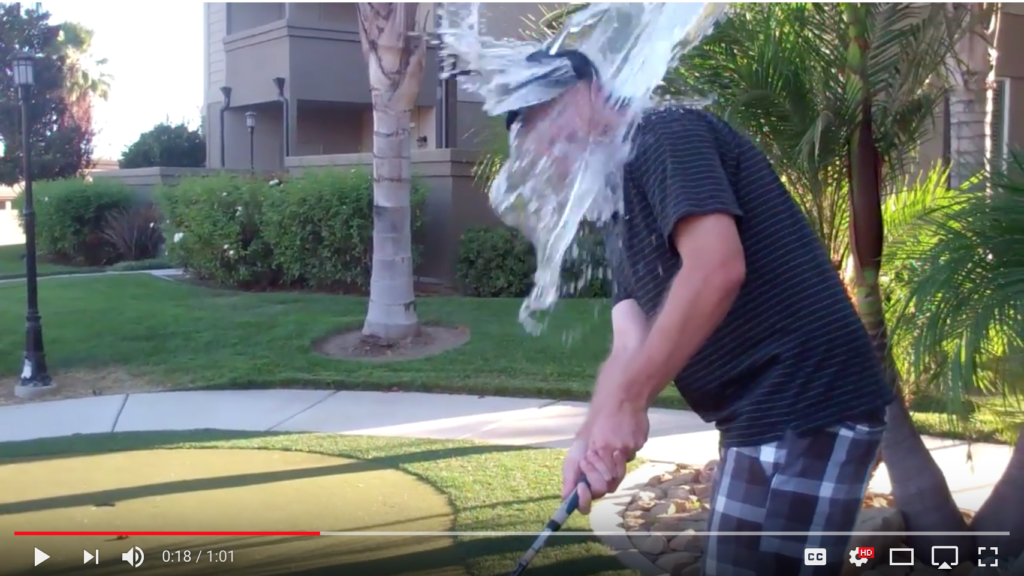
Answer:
[162,550,235,563]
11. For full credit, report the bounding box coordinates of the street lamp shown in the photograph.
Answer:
[10,52,53,398]
[245,111,256,173]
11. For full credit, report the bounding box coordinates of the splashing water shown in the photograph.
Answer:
[440,3,729,334]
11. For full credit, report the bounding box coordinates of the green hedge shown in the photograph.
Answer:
[158,170,427,290]
[456,225,612,299]
[14,178,134,266]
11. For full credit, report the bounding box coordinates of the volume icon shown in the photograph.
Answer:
[121,546,145,568]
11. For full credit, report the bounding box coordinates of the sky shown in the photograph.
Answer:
[42,1,205,160]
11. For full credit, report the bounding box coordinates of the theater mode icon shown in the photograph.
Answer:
[889,547,915,566]
[804,548,827,566]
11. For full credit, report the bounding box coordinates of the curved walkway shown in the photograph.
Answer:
[0,267,184,285]
[0,389,1010,512]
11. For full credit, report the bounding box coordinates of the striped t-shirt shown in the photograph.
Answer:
[609,105,892,447]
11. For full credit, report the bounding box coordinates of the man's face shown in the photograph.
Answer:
[511,83,631,190]
[515,83,601,163]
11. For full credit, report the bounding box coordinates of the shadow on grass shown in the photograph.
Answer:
[0,431,533,516]
[0,430,632,576]
[214,535,622,576]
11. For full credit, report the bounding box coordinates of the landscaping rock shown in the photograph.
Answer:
[668,530,704,553]
[635,534,669,555]
[609,458,980,576]
[655,552,699,573]
[670,562,703,576]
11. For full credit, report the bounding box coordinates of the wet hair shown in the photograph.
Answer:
[505,49,601,131]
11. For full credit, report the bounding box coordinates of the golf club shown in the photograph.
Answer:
[507,479,590,576]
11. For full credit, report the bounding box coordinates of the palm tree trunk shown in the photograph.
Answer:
[983,4,1001,178]
[843,4,973,558]
[971,430,1024,559]
[357,3,425,341]
[364,103,419,340]
[881,396,974,555]
[948,4,990,190]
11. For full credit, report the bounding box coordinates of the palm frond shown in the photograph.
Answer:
[889,151,1024,431]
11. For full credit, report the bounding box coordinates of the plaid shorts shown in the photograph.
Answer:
[703,420,885,576]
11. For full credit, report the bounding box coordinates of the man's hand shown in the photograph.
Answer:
[562,399,649,514]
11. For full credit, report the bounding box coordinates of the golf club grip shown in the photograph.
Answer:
[547,479,587,531]
[507,479,590,576]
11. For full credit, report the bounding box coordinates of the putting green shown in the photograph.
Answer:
[0,449,465,576]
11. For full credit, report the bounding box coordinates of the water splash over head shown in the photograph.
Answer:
[440,3,729,334]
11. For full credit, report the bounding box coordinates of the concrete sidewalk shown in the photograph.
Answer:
[0,268,184,285]
[0,389,1011,511]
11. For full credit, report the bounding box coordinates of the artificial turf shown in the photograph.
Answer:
[0,431,637,576]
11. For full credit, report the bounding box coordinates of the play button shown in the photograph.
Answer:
[34,548,49,566]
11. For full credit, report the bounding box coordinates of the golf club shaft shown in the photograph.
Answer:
[508,481,587,576]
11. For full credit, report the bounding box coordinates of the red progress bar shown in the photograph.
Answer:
[15,531,320,536]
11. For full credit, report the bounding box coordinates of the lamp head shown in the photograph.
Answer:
[245,111,256,129]
[10,52,35,87]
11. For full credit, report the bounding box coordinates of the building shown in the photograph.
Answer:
[891,4,1024,175]
[989,4,1024,163]
[203,3,1022,174]
[202,2,555,171]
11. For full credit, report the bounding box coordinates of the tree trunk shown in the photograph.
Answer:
[357,3,426,340]
[948,4,992,190]
[983,4,1001,177]
[881,396,974,556]
[843,5,973,559]
[971,430,1024,559]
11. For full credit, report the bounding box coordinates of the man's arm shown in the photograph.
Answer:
[604,114,747,408]
[590,299,648,408]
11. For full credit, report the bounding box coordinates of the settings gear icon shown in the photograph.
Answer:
[848,549,869,567]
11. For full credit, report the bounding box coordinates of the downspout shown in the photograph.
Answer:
[219,86,232,168]
[273,77,290,159]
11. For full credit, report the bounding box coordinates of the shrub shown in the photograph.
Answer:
[260,169,428,291]
[101,204,165,262]
[159,170,428,291]
[158,173,280,289]
[14,178,134,266]
[120,121,206,169]
[560,224,612,299]
[457,225,613,299]
[457,227,536,297]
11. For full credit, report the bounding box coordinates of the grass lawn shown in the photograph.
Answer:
[0,274,625,404]
[0,273,1017,443]
[0,431,633,576]
[0,244,102,279]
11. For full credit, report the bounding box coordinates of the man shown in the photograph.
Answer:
[504,50,892,576]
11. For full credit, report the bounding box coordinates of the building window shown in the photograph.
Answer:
[991,77,1010,172]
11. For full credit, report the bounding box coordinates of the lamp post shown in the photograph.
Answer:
[245,111,256,173]
[10,52,53,398]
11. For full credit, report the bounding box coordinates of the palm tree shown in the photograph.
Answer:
[49,22,112,132]
[671,2,981,558]
[356,3,426,341]
[890,151,1024,558]
[947,3,1001,189]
